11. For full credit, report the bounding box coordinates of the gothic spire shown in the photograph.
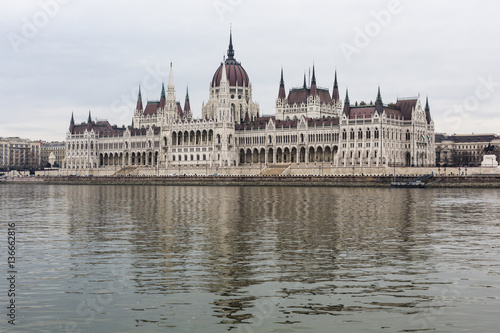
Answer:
[184,86,191,113]
[168,62,174,87]
[332,69,340,102]
[160,82,166,109]
[69,112,75,133]
[425,96,432,123]
[136,86,143,111]
[375,86,383,105]
[227,28,235,60]
[303,72,307,89]
[86,111,93,131]
[375,86,383,113]
[310,64,317,96]
[343,89,351,117]
[220,57,228,86]
[278,67,286,100]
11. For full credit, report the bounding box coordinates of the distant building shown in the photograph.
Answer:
[63,32,435,171]
[435,133,500,167]
[41,141,66,168]
[0,137,41,170]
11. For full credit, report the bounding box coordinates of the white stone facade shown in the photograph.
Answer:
[63,33,435,172]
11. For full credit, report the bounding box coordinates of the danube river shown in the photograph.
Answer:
[2,184,500,332]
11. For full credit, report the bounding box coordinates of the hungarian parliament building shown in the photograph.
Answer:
[63,32,435,172]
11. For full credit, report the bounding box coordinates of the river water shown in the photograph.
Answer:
[1,184,500,332]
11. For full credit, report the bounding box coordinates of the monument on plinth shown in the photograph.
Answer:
[481,144,498,167]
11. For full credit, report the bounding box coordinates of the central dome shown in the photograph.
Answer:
[211,32,250,88]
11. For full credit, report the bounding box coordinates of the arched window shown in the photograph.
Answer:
[358,129,363,140]
[374,128,379,139]
[350,129,355,140]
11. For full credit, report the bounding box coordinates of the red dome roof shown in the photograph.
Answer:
[211,59,249,88]
[211,31,250,88]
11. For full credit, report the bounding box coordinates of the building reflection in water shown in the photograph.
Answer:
[64,185,441,327]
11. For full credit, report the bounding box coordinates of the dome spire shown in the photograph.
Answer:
[227,27,235,60]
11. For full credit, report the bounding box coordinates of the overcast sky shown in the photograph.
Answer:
[1,0,499,142]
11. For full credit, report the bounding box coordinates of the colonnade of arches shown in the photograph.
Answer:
[99,151,159,167]
[239,145,339,165]
[172,129,214,146]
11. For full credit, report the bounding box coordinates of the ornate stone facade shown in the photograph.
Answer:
[63,32,435,172]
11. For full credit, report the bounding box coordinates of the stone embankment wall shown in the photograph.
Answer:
[36,165,500,178]
[11,174,500,188]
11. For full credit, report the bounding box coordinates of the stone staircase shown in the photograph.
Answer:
[260,164,289,176]
[113,166,138,176]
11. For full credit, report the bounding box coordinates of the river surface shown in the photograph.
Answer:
[1,184,500,332]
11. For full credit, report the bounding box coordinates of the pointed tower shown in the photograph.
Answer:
[227,28,235,60]
[160,82,166,109]
[86,111,93,131]
[166,62,176,109]
[332,70,340,102]
[343,89,351,117]
[310,65,317,96]
[303,73,307,89]
[218,56,230,122]
[136,86,143,112]
[69,112,75,133]
[278,67,286,100]
[183,86,192,119]
[375,86,383,114]
[203,30,259,123]
[425,96,432,124]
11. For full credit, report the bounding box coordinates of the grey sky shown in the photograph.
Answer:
[1,0,499,141]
